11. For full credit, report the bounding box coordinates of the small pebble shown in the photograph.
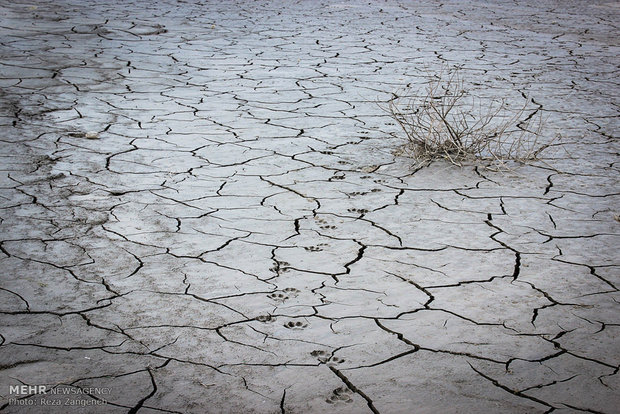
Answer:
[85,131,99,139]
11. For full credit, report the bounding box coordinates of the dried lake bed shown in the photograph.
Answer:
[0,0,619,412]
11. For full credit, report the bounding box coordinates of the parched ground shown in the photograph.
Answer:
[0,0,618,413]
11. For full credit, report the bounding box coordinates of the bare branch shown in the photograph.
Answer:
[385,64,562,168]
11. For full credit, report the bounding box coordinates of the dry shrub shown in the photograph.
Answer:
[387,65,560,168]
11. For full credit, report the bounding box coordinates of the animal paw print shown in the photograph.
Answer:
[256,314,275,323]
[311,350,345,365]
[326,387,354,404]
[304,243,327,252]
[327,356,345,366]
[283,320,307,330]
[267,292,289,301]
[347,208,368,214]
[311,349,329,362]
[269,261,291,273]
[268,287,300,302]
[315,217,336,230]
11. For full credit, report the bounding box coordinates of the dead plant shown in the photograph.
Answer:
[387,65,559,168]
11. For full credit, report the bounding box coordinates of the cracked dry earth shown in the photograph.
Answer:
[0,0,619,413]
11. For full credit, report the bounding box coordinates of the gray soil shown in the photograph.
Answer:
[0,0,618,412]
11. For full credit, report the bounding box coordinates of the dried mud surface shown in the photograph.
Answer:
[0,0,619,413]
